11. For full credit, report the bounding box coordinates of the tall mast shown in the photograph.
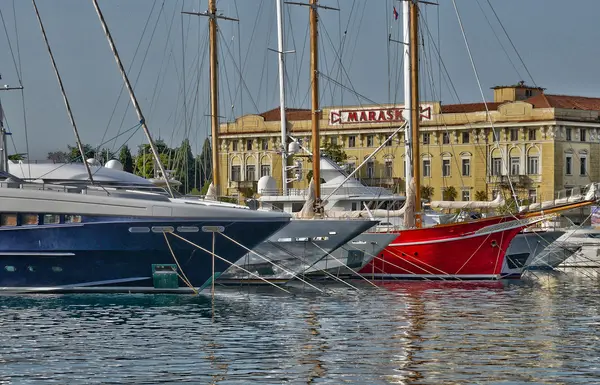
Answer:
[276,0,288,196]
[33,0,95,184]
[208,0,220,197]
[309,0,321,206]
[402,0,413,228]
[92,0,175,198]
[410,1,422,227]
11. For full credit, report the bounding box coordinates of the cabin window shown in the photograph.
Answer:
[1,214,17,226]
[527,156,539,175]
[442,159,451,177]
[43,214,60,224]
[565,156,572,175]
[22,214,39,226]
[231,165,241,182]
[260,165,271,177]
[52,266,63,272]
[151,226,174,233]
[4,266,16,272]
[65,215,82,223]
[422,159,431,177]
[245,165,256,181]
[366,135,374,147]
[510,129,519,141]
[348,136,356,148]
[422,133,430,145]
[442,132,450,144]
[528,129,536,141]
[177,226,199,233]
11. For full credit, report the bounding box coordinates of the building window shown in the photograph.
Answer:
[366,161,374,178]
[566,128,572,141]
[525,89,533,97]
[492,189,500,199]
[510,157,520,175]
[491,158,502,176]
[330,136,338,145]
[510,129,519,141]
[385,136,392,146]
[232,140,238,151]
[346,162,356,174]
[348,135,356,148]
[580,157,587,176]
[461,190,470,201]
[528,189,537,204]
[260,165,271,177]
[246,165,256,181]
[231,165,241,181]
[527,156,539,175]
[403,160,406,177]
[580,128,586,142]
[261,139,269,150]
[442,132,450,144]
[422,133,430,145]
[423,159,431,177]
[565,156,572,175]
[462,132,469,144]
[384,160,393,178]
[366,135,374,147]
[461,158,470,176]
[246,140,253,151]
[442,159,451,177]
[528,129,536,141]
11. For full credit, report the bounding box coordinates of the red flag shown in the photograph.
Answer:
[393,6,399,20]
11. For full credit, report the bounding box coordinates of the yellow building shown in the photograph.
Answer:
[218,83,600,204]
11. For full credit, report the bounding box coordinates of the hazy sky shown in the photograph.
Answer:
[1,0,599,160]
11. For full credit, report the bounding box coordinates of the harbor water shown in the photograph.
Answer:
[1,272,600,384]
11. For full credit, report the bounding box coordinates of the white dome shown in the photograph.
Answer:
[86,158,101,166]
[288,141,300,154]
[105,159,123,171]
[257,175,277,194]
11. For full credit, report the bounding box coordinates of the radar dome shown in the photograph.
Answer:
[288,141,300,154]
[257,175,277,194]
[105,159,123,171]
[86,158,100,166]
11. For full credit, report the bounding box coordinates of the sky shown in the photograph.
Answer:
[1,0,599,160]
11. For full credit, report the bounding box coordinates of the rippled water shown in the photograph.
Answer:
[1,272,600,384]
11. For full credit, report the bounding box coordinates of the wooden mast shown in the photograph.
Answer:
[409,0,422,227]
[309,0,321,210]
[208,0,220,197]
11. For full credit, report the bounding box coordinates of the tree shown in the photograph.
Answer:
[47,151,69,163]
[134,139,173,179]
[474,190,488,201]
[97,148,115,165]
[118,145,134,173]
[420,185,434,201]
[8,153,27,162]
[442,186,458,201]
[196,138,212,188]
[306,140,348,181]
[67,144,95,163]
[172,139,195,194]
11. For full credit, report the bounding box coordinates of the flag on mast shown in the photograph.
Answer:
[393,6,399,20]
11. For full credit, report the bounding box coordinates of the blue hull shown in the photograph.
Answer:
[0,217,288,292]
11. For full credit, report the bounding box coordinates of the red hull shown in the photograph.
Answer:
[360,216,528,280]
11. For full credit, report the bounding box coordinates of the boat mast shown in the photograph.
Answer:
[410,1,422,227]
[309,0,321,210]
[33,0,95,184]
[92,0,175,198]
[402,0,413,228]
[276,0,288,196]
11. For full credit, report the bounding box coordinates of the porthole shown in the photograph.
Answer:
[313,236,329,241]
[295,237,310,242]
[177,226,199,233]
[4,266,16,272]
[276,237,292,243]
[151,226,174,233]
[27,266,35,272]
[52,266,63,272]
[129,227,150,233]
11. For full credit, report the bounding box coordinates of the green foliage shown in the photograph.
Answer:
[67,144,96,162]
[474,190,488,201]
[8,153,26,161]
[420,185,434,201]
[442,186,458,201]
[134,152,171,179]
[47,151,69,163]
[189,187,201,196]
[118,145,134,173]
[200,180,211,195]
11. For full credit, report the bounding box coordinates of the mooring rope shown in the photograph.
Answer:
[163,232,198,294]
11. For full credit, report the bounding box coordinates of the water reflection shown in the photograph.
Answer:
[1,276,600,383]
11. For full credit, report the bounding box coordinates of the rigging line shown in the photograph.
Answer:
[239,0,266,81]
[181,8,189,147]
[218,28,260,114]
[474,0,522,80]
[255,4,274,111]
[101,0,159,151]
[292,7,310,108]
[319,73,379,106]
[234,0,244,120]
[485,0,536,87]
[0,7,21,84]
[344,0,368,75]
[216,29,235,122]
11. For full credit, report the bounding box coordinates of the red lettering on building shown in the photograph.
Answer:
[368,111,376,121]
[348,111,358,122]
[360,111,368,121]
